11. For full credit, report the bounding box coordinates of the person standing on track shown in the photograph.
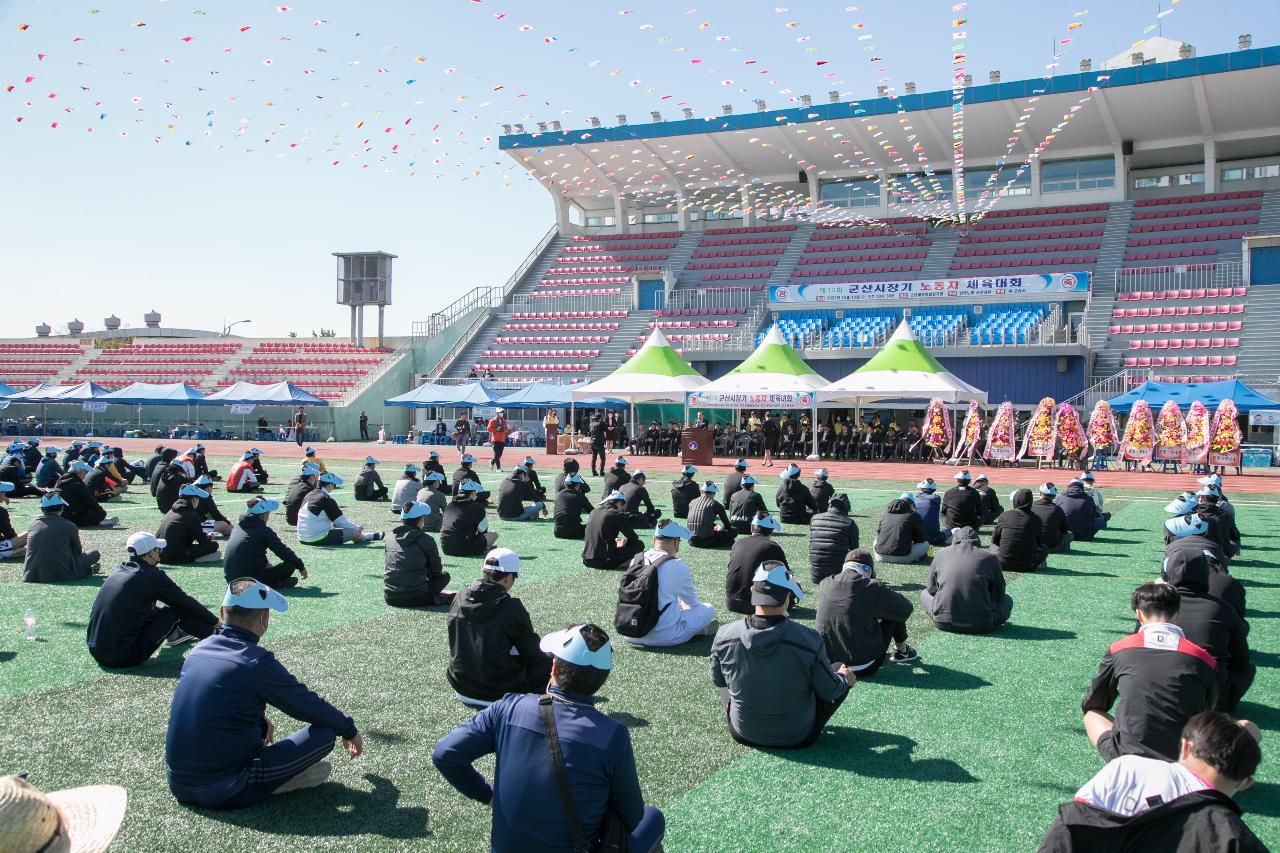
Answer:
[292,407,307,448]
[488,408,509,472]
[454,411,473,454]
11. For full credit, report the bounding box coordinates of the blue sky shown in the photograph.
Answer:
[0,1,1273,339]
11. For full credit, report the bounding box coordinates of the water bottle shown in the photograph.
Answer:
[23,608,37,642]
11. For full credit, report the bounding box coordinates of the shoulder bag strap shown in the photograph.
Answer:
[540,694,592,853]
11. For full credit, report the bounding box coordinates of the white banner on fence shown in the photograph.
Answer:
[769,271,1089,306]
[228,404,256,415]
[685,390,814,410]
[81,401,108,413]
[1248,410,1280,426]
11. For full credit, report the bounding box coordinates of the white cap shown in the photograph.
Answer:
[126,531,166,555]
[483,547,521,575]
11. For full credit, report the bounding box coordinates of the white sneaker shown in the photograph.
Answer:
[164,626,196,647]
[271,760,332,795]
[99,516,119,527]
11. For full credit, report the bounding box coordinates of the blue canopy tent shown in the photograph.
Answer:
[383,382,505,408]
[495,382,627,410]
[99,382,208,434]
[4,381,110,434]
[200,381,328,441]
[1106,379,1280,414]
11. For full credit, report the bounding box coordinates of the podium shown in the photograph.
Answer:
[681,427,712,467]
[545,425,559,455]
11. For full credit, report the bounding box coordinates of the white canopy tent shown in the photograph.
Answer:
[818,321,988,405]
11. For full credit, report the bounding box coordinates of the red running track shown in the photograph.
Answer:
[79,436,1280,495]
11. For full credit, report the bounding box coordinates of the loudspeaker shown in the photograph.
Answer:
[1121,140,1134,156]
[798,171,808,184]
[1057,356,1069,374]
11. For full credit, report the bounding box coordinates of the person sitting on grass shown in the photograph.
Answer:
[670,464,699,519]
[553,473,592,540]
[384,502,456,608]
[35,445,62,489]
[87,532,220,669]
[553,457,587,495]
[1198,473,1234,517]
[283,463,320,526]
[521,455,547,500]
[54,460,119,529]
[1041,711,1264,852]
[1195,487,1241,560]
[1056,477,1106,544]
[973,473,1002,525]
[728,475,768,536]
[920,526,1012,634]
[616,519,716,648]
[433,624,666,853]
[873,493,930,565]
[165,578,362,809]
[722,458,748,506]
[710,563,852,750]
[1158,549,1253,715]
[391,463,423,509]
[191,474,234,539]
[441,480,498,557]
[808,468,834,514]
[249,448,270,486]
[1080,470,1110,525]
[226,451,263,494]
[942,470,984,533]
[1082,583,1218,762]
[452,454,488,502]
[149,448,179,498]
[223,498,307,589]
[0,441,41,498]
[604,455,632,494]
[775,463,817,525]
[298,472,384,546]
[155,458,193,514]
[582,490,644,571]
[0,482,27,562]
[725,513,787,616]
[991,488,1048,572]
[620,470,661,528]
[156,484,222,565]
[496,466,547,522]
[301,446,327,474]
[687,482,736,550]
[415,470,448,532]
[817,548,918,678]
[445,547,551,706]
[912,478,951,546]
[354,456,389,502]
[22,493,101,582]
[423,450,449,492]
[809,493,858,584]
[1031,483,1073,554]
[1164,513,1243,617]
[85,456,126,502]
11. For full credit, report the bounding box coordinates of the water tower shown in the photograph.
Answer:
[333,251,396,348]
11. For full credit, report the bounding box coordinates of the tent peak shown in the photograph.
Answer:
[642,327,672,349]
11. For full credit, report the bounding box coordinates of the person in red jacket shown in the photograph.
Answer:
[226,452,263,494]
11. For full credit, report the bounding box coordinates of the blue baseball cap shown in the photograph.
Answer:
[1081,471,1095,482]
[241,451,255,461]
[44,446,59,456]
[401,501,433,521]
[461,454,476,465]
[0,482,13,493]
[523,455,536,466]
[70,440,85,447]
[954,470,971,482]
[250,448,264,456]
[779,463,800,480]
[403,463,420,474]
[614,456,628,467]
[900,492,915,501]
[751,563,804,605]
[1039,484,1058,497]
[734,458,748,470]
[246,498,281,516]
[917,478,936,491]
[300,462,321,476]
[741,475,756,486]
[39,493,68,509]
[751,514,781,532]
[682,464,697,476]
[423,470,446,482]
[427,451,440,460]
[86,441,103,449]
[194,474,213,487]
[602,490,626,505]
[565,473,586,486]
[459,480,485,493]
[814,468,829,479]
[69,460,91,474]
[701,482,717,494]
[539,625,613,671]
[655,519,692,539]
[304,447,316,455]
[223,579,289,612]
[1165,514,1208,538]
[179,484,210,499]
[318,472,343,486]
[364,456,379,465]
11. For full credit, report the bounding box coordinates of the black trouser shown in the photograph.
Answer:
[691,529,737,549]
[161,540,219,565]
[4,481,42,498]
[491,442,505,468]
[591,445,606,475]
[625,509,661,529]
[856,620,910,679]
[356,485,389,502]
[554,522,586,540]
[252,562,303,588]
[442,532,498,558]
[583,539,644,570]
[295,430,304,447]
[720,686,849,750]
[360,424,369,440]
[384,572,453,607]
[90,607,215,669]
[1222,663,1257,715]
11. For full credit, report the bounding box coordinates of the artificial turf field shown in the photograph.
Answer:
[1,454,1278,852]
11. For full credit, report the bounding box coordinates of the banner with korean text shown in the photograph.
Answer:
[769,272,1089,306]
[686,390,814,410]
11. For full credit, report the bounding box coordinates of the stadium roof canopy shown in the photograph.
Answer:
[500,45,1280,216]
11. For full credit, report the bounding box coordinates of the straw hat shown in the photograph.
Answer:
[0,775,127,853]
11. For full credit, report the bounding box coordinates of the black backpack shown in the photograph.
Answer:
[614,551,672,638]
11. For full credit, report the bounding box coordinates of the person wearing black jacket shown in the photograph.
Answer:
[722,458,748,506]
[1159,548,1253,714]
[0,449,41,498]
[451,454,486,497]
[687,482,736,549]
[384,502,455,607]
[54,462,117,528]
[1164,514,1244,617]
[249,448,270,486]
[283,464,320,526]
[724,514,787,615]
[1030,483,1073,553]
[354,457,389,502]
[495,467,546,522]
[415,472,449,533]
[1196,489,1240,559]
[143,445,168,483]
[22,494,101,582]
[87,532,219,668]
[817,549,917,678]
[920,526,1011,634]
[445,547,552,704]
[620,470,661,528]
[190,474,233,538]
[150,448,179,497]
[156,485,221,565]
[603,456,631,493]
[588,414,608,475]
[728,475,768,536]
[581,491,643,570]
[670,465,699,519]
[35,447,63,489]
[873,494,929,564]
[1056,479,1105,543]
[553,474,592,539]
[423,450,449,493]
[553,457,588,495]
[808,469,834,515]
[20,438,41,474]
[775,463,816,525]
[973,473,1002,525]
[809,493,858,584]
[1082,583,1218,762]
[441,481,498,557]
[941,470,984,531]
[110,447,146,485]
[991,488,1047,572]
[155,459,193,514]
[1039,710,1266,853]
[223,498,306,589]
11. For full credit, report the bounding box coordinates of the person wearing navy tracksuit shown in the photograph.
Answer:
[433,624,665,852]
[166,579,362,809]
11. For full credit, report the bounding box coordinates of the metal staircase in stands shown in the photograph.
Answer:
[1084,200,1135,380]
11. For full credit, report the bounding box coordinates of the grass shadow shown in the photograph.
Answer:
[1238,782,1280,819]
[1249,650,1280,670]
[0,651,14,663]
[790,727,979,783]
[61,620,88,629]
[282,588,341,599]
[997,625,1078,642]
[363,729,409,745]
[625,639,713,657]
[1040,568,1116,578]
[200,773,431,839]
[1245,610,1280,620]
[1235,700,1280,733]
[608,712,649,729]
[114,654,187,679]
[1240,579,1280,590]
[876,661,991,691]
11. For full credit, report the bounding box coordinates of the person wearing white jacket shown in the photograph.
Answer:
[298,473,384,546]
[621,519,716,648]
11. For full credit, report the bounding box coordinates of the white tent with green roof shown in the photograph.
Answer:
[818,320,988,404]
[571,328,708,403]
